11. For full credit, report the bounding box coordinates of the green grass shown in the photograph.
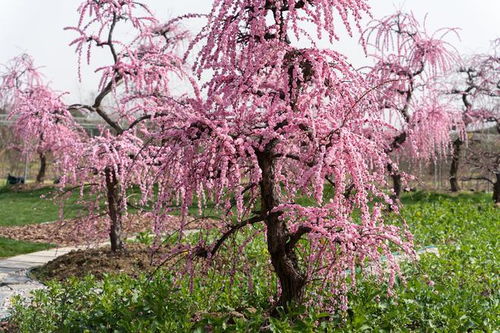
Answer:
[8,191,500,331]
[0,186,86,227]
[0,237,55,258]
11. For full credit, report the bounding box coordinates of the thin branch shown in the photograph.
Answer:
[224,183,257,215]
[69,78,124,135]
[108,14,119,64]
[53,183,99,198]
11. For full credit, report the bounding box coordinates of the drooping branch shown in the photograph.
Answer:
[195,214,267,258]
[286,225,312,252]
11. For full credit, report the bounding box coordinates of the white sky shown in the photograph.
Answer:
[0,0,499,103]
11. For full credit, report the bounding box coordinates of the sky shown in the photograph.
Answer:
[0,0,499,102]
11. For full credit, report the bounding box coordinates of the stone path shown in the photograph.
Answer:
[0,246,98,320]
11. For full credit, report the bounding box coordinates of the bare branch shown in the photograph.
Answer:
[461,176,494,184]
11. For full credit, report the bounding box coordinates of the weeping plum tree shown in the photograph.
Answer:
[365,12,458,199]
[61,0,190,251]
[146,0,415,312]
[0,55,81,184]
[447,43,499,193]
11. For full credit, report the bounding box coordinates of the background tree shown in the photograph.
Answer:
[0,54,81,184]
[149,0,414,313]
[60,0,191,251]
[1,0,189,252]
[462,134,500,204]
[365,12,458,199]
[447,42,499,192]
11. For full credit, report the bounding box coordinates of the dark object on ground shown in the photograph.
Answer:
[6,174,25,185]
[53,177,61,184]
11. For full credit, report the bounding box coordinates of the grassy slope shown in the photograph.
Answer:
[8,191,500,331]
[342,191,499,331]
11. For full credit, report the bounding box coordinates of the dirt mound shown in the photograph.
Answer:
[31,243,169,282]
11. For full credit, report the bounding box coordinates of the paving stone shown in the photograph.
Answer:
[0,290,12,299]
[0,261,41,270]
[2,274,31,285]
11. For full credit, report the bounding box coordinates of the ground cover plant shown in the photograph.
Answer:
[7,192,499,331]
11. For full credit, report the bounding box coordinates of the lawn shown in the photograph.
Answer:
[0,185,88,257]
[0,237,55,258]
[0,186,86,227]
[7,191,499,331]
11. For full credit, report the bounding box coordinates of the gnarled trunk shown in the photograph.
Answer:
[494,173,500,205]
[257,150,306,312]
[36,153,47,183]
[449,138,462,192]
[105,167,124,252]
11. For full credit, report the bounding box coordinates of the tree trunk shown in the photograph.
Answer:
[392,173,402,199]
[257,150,306,313]
[494,173,500,205]
[105,167,124,252]
[36,153,47,183]
[387,164,402,200]
[449,138,462,192]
